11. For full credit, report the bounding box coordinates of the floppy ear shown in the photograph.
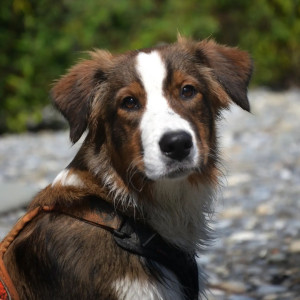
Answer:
[51,51,112,143]
[197,39,253,112]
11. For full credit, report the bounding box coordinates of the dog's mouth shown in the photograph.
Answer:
[152,165,195,181]
[129,166,193,184]
[165,167,192,179]
[142,153,199,181]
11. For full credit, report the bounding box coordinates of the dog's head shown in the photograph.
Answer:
[52,38,252,187]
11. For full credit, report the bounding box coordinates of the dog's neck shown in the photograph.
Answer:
[101,166,215,253]
[140,178,215,253]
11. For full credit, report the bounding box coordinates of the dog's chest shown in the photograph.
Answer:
[113,267,183,300]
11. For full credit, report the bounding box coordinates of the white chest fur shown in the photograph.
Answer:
[113,265,185,300]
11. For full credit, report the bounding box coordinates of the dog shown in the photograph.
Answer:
[0,37,252,300]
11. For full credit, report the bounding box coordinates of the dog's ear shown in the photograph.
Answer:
[196,39,253,112]
[51,51,112,143]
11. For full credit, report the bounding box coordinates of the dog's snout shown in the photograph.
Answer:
[159,131,193,161]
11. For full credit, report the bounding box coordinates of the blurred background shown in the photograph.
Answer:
[0,0,300,299]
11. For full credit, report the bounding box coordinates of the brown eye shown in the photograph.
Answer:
[181,85,197,100]
[121,97,140,111]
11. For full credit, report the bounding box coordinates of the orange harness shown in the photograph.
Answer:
[0,207,49,300]
[0,205,122,300]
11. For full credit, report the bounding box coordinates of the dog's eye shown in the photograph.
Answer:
[181,85,197,100]
[121,97,140,111]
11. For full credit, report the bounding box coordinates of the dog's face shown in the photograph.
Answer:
[52,38,252,187]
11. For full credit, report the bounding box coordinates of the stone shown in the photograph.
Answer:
[220,207,245,219]
[229,231,256,242]
[256,203,274,216]
[256,284,287,296]
[267,252,287,264]
[228,296,255,300]
[289,240,300,253]
[214,281,248,294]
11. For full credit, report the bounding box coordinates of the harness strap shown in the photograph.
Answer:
[0,206,49,300]
[0,206,52,257]
[0,200,199,300]
[0,203,122,300]
[114,217,199,300]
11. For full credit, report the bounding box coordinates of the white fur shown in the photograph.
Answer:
[136,51,199,180]
[143,178,214,253]
[113,267,184,300]
[52,169,84,187]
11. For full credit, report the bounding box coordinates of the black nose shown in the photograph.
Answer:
[159,131,193,161]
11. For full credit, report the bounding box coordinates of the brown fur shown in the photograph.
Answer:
[3,38,252,299]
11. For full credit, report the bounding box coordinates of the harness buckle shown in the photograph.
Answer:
[113,230,130,239]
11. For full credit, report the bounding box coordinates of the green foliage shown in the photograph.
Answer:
[1,0,299,132]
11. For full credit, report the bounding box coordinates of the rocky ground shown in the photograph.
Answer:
[0,88,299,299]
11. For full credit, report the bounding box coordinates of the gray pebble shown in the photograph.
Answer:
[256,284,287,296]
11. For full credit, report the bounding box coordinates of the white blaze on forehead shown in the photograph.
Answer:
[136,51,199,180]
[136,51,167,100]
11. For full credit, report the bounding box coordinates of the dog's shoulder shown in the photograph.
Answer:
[5,185,152,299]
[29,168,107,210]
